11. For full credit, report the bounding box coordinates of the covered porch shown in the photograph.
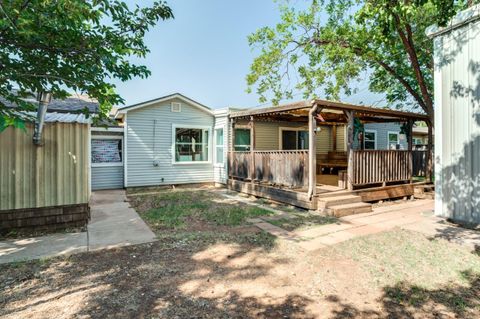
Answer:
[227,100,433,210]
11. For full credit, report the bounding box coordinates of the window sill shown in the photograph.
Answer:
[214,163,225,168]
[92,163,123,167]
[172,161,212,165]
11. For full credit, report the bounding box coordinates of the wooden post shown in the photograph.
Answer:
[407,120,414,184]
[307,105,320,199]
[332,125,337,151]
[249,116,255,183]
[228,118,235,179]
[426,122,433,182]
[344,110,355,191]
[407,120,414,152]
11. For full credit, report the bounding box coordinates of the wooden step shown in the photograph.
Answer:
[329,202,373,217]
[318,195,362,209]
[317,190,353,199]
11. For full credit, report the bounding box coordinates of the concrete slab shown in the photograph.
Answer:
[0,190,156,264]
[0,232,87,264]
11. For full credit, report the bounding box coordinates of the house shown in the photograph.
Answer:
[0,95,95,233]
[105,95,431,215]
[427,4,480,225]
[0,91,433,233]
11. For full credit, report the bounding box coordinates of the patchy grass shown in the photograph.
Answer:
[333,229,480,289]
[269,214,338,231]
[132,189,273,229]
[327,229,480,316]
[128,189,274,248]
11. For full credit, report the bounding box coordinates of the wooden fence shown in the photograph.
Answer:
[351,150,412,186]
[228,150,309,188]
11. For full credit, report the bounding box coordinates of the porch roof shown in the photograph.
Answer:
[229,99,429,123]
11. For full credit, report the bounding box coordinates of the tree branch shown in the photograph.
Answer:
[311,38,428,111]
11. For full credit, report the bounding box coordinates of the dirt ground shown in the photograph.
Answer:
[1,190,479,319]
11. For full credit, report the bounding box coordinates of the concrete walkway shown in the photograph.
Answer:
[247,199,480,253]
[0,190,156,264]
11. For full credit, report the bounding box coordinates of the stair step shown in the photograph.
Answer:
[330,202,373,217]
[318,195,362,209]
[317,190,353,199]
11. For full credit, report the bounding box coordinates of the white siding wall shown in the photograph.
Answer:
[126,98,215,187]
[431,6,480,224]
[213,112,228,184]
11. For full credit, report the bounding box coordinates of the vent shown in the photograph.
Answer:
[171,102,181,112]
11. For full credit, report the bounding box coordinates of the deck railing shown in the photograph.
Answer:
[351,150,412,185]
[228,150,309,188]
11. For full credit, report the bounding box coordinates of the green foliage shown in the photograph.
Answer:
[0,0,173,128]
[247,0,475,121]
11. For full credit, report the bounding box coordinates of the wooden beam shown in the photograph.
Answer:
[344,110,355,191]
[407,120,414,152]
[332,125,337,151]
[249,116,255,183]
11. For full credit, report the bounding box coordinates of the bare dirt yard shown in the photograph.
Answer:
[1,189,479,318]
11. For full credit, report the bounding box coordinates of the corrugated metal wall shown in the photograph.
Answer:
[0,123,89,210]
[433,10,480,224]
[126,98,215,187]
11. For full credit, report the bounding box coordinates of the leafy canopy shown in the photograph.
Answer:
[247,0,474,123]
[0,0,173,129]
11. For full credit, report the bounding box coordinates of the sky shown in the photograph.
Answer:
[115,0,384,109]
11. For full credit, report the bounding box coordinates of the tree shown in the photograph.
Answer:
[0,0,173,130]
[246,0,475,126]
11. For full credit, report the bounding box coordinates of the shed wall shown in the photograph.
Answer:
[433,13,480,224]
[0,123,90,210]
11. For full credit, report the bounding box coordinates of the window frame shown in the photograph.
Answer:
[387,131,400,149]
[234,127,251,152]
[363,129,377,150]
[91,135,124,167]
[279,127,309,150]
[171,124,212,165]
[214,125,225,167]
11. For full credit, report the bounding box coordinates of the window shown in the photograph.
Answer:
[234,128,251,151]
[280,129,309,150]
[388,132,400,150]
[91,138,122,166]
[215,128,224,165]
[174,127,209,163]
[364,130,377,150]
[413,137,423,145]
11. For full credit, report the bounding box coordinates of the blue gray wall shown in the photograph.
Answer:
[125,98,215,187]
[353,122,408,150]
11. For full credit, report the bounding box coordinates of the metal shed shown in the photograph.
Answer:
[427,4,480,224]
[0,113,91,232]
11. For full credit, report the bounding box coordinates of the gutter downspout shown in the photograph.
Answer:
[307,101,319,199]
[33,92,52,146]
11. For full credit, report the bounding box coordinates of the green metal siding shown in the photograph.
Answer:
[0,123,90,210]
